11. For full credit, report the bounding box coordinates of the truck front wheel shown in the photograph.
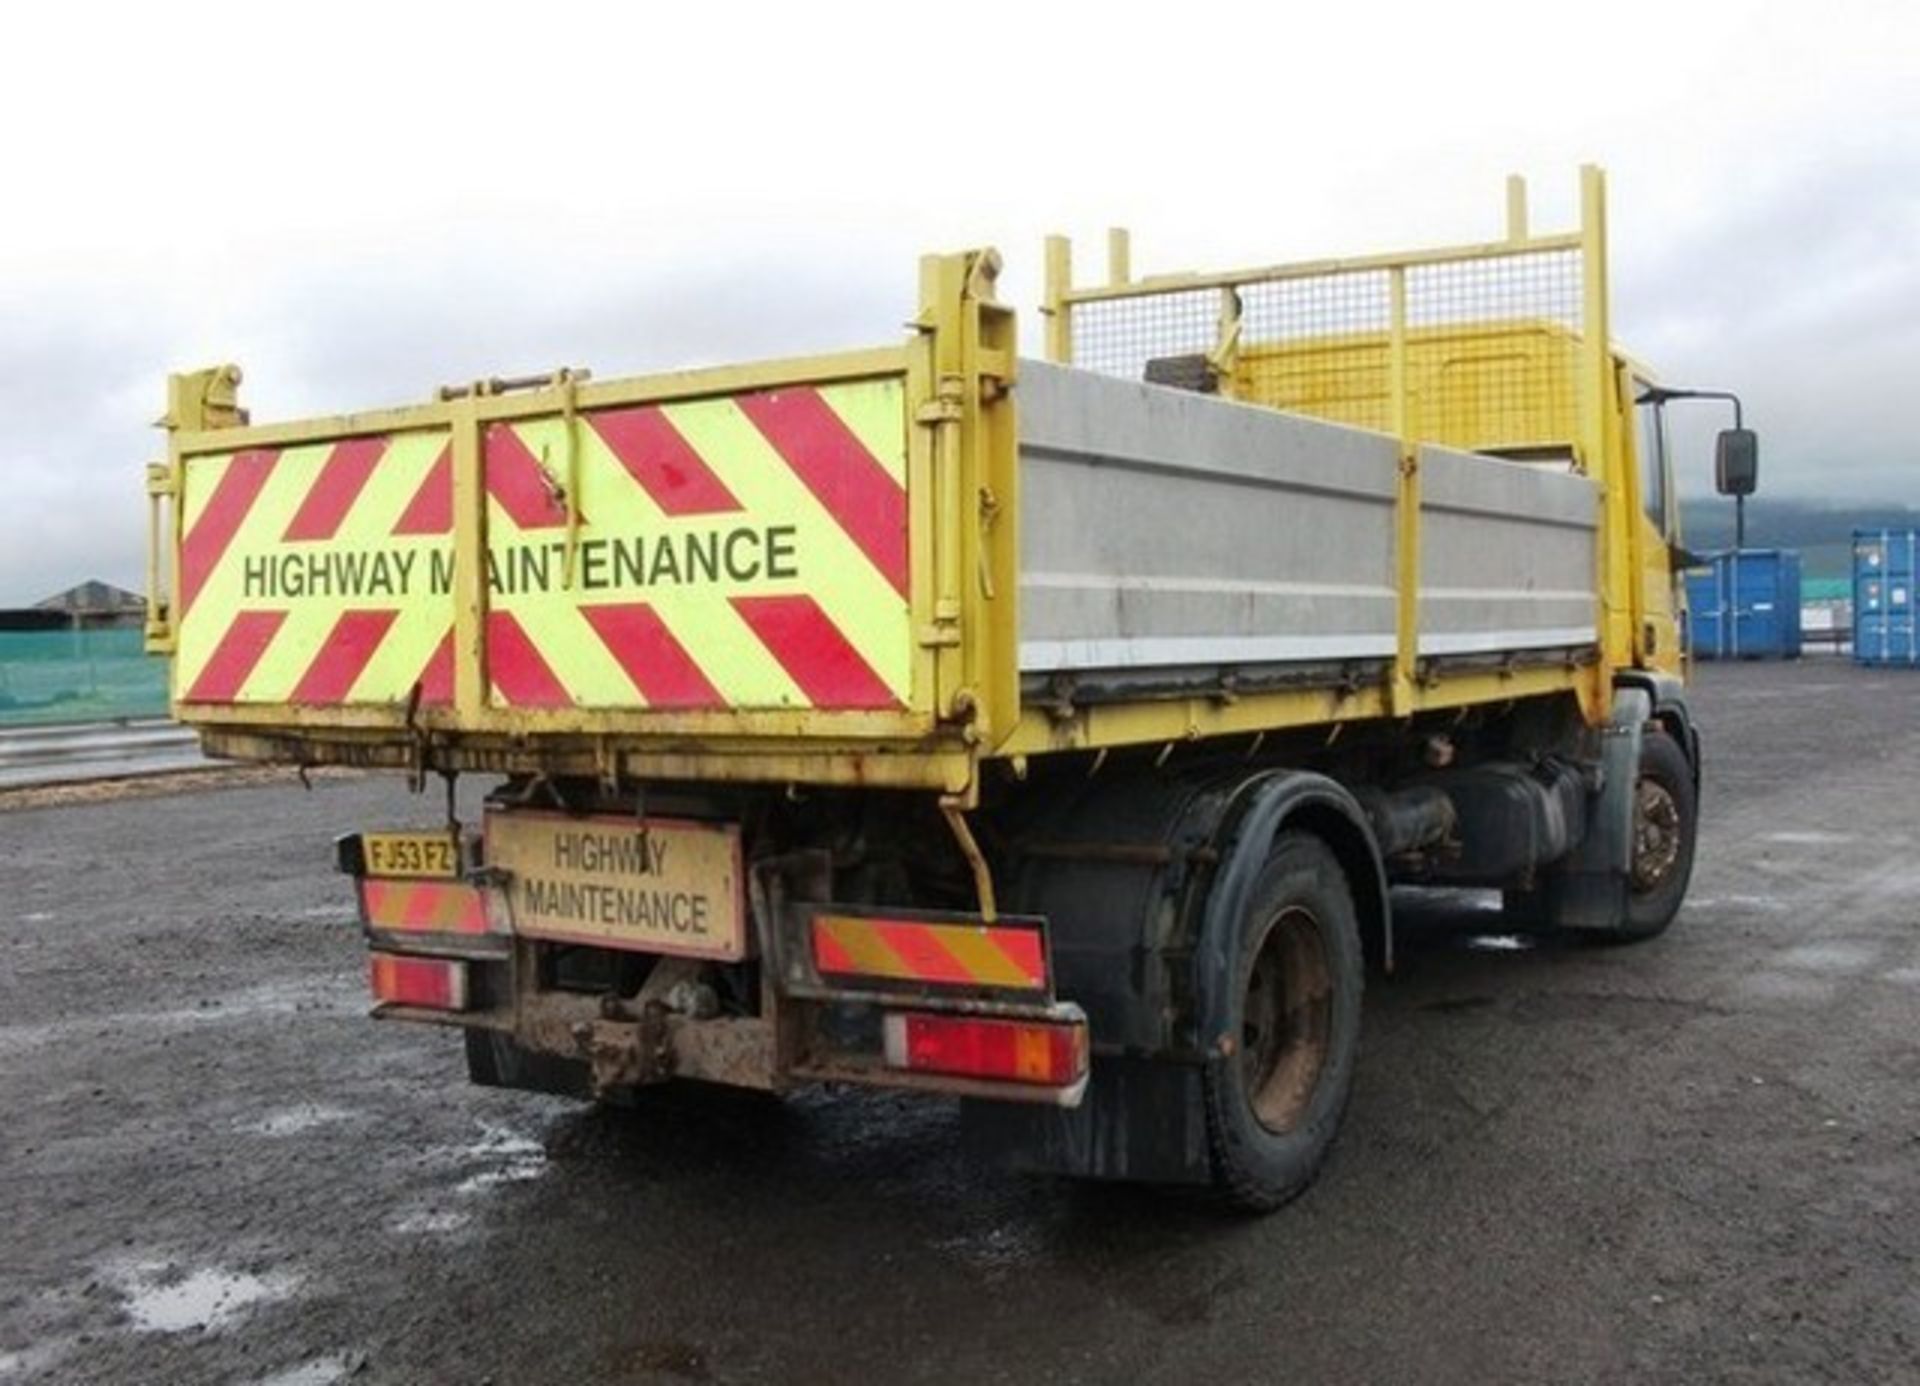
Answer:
[1203,831,1364,1212]
[1619,729,1698,941]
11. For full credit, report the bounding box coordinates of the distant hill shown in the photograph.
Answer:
[1679,499,1920,580]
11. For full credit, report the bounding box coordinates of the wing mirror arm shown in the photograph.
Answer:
[1637,386,1756,547]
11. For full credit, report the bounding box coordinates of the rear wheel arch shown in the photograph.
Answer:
[1195,773,1391,996]
[1191,772,1385,1068]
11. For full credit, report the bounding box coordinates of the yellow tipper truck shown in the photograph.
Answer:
[145,167,1724,1208]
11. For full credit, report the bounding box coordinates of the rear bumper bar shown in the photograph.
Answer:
[338,830,1089,1107]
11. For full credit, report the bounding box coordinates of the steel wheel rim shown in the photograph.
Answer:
[1240,904,1334,1134]
[1631,777,1683,894]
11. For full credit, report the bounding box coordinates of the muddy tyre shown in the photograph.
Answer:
[1203,832,1364,1213]
[1617,729,1697,942]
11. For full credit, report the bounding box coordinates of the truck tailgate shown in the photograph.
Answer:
[174,380,910,714]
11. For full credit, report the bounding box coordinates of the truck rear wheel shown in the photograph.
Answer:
[1203,832,1363,1212]
[1619,729,1697,941]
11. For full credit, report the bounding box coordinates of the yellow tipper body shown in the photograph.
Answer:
[146,168,1679,803]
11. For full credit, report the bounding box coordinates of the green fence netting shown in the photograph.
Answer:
[0,628,170,727]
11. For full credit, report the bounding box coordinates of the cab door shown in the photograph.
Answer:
[1630,374,1684,673]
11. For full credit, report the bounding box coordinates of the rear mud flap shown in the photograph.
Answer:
[961,1055,1213,1185]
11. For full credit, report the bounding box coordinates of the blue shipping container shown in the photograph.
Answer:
[1684,549,1802,660]
[1853,528,1920,666]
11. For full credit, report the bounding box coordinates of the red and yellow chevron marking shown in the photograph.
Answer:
[481,379,910,712]
[175,428,455,707]
[173,377,911,714]
[811,913,1049,992]
[359,878,491,935]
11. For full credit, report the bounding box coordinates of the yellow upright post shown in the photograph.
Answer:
[1106,227,1131,287]
[1043,235,1073,364]
[1389,267,1419,714]
[916,249,1019,757]
[1579,164,1629,677]
[1506,174,1529,243]
[450,396,489,721]
[150,365,248,658]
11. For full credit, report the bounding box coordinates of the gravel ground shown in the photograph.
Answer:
[1,659,1916,1385]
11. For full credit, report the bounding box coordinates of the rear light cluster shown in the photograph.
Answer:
[882,1012,1087,1088]
[369,953,469,1011]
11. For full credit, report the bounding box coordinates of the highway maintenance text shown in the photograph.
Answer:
[242,526,800,601]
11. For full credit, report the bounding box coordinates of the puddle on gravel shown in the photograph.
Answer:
[107,1260,301,1333]
[251,1352,365,1385]
[445,1120,550,1196]
[392,1208,473,1236]
[243,1104,358,1138]
[1685,894,1788,912]
[456,1161,547,1195]
[382,1117,560,1240]
[1462,934,1534,953]
[0,1341,71,1378]
[1777,942,1880,974]
[931,1219,1045,1276]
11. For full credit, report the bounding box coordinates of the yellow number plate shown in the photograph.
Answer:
[363,832,459,879]
[484,810,746,961]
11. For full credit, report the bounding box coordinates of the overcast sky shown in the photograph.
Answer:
[3,1,1915,604]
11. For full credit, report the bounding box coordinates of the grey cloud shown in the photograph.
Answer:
[0,290,181,606]
[1617,146,1920,503]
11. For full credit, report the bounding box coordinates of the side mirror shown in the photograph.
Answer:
[1715,428,1758,496]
